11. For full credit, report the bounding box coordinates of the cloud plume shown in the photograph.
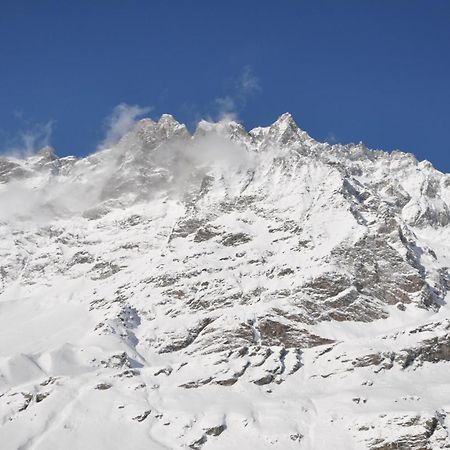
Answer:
[100,103,152,148]
[237,65,261,97]
[214,66,261,120]
[1,120,54,157]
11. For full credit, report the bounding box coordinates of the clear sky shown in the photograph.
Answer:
[1,0,449,172]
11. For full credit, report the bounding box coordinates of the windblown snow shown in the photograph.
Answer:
[0,113,450,449]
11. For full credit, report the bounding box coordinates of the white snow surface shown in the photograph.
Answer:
[0,113,450,449]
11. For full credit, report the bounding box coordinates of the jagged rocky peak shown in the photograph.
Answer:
[114,112,313,155]
[268,112,310,143]
[117,114,190,152]
[156,113,190,138]
[248,112,312,150]
[0,111,450,449]
[194,117,248,142]
[271,111,298,131]
[189,112,313,152]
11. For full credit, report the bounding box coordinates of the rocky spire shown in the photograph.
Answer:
[267,112,309,146]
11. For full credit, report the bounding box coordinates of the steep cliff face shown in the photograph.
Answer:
[0,114,449,449]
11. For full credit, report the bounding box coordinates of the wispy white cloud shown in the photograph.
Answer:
[0,111,256,222]
[237,65,261,97]
[1,119,55,157]
[21,121,54,154]
[214,66,262,121]
[214,96,237,121]
[100,103,152,148]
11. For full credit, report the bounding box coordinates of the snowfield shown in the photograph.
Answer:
[0,113,450,449]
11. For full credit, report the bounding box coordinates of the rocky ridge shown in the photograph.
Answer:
[0,113,449,449]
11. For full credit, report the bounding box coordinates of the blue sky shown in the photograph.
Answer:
[0,0,449,172]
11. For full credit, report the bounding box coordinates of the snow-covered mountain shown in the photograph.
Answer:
[1,113,450,449]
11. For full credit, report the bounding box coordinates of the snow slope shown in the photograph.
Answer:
[0,113,450,449]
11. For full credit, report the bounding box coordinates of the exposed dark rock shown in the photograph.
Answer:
[220,232,252,246]
[18,393,33,412]
[189,435,207,449]
[179,377,213,389]
[69,251,94,266]
[95,383,112,390]
[132,410,151,422]
[253,374,274,385]
[205,424,226,436]
[159,317,214,353]
[90,261,121,280]
[35,392,49,403]
[396,334,450,369]
[258,318,333,348]
[170,217,205,240]
[193,227,222,242]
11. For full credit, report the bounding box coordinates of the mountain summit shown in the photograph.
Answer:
[0,114,449,449]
